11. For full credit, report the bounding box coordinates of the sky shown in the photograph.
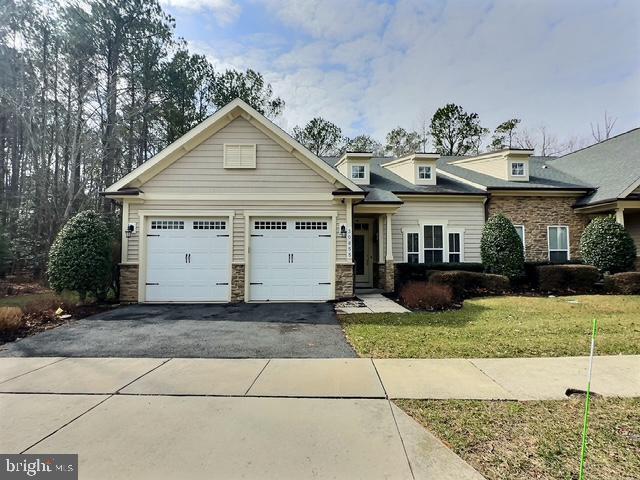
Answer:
[160,0,640,147]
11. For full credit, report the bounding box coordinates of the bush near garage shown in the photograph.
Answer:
[428,270,510,300]
[398,282,455,311]
[536,264,600,293]
[47,210,112,301]
[580,215,636,274]
[603,272,640,295]
[480,213,525,280]
[394,262,484,289]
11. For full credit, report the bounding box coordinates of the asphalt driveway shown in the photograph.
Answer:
[0,303,355,358]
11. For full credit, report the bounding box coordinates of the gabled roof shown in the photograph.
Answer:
[549,128,640,206]
[437,156,592,191]
[321,157,486,203]
[105,98,362,194]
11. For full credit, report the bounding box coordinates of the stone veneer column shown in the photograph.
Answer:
[231,264,245,302]
[375,263,386,290]
[335,263,354,299]
[384,260,395,292]
[119,263,139,303]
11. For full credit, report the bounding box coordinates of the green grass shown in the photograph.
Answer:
[340,295,640,358]
[0,292,58,308]
[396,398,640,480]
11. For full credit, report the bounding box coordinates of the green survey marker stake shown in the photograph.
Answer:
[579,318,598,480]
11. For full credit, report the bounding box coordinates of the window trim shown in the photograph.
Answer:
[447,229,464,263]
[422,224,445,264]
[547,225,570,262]
[351,164,366,179]
[417,165,432,180]
[511,161,526,177]
[223,143,257,169]
[514,224,526,253]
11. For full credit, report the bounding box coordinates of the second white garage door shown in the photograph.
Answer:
[249,218,333,301]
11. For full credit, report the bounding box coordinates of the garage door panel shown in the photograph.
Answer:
[145,218,230,302]
[249,218,332,301]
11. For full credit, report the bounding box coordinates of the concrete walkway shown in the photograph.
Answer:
[336,293,409,314]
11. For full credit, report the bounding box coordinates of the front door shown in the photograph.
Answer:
[354,220,372,287]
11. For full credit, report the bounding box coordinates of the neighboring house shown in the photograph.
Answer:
[104,99,639,303]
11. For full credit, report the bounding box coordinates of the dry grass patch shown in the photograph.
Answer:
[397,398,640,480]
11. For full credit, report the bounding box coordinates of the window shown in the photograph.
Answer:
[193,220,226,230]
[511,162,525,176]
[514,225,525,251]
[548,226,569,263]
[448,232,462,263]
[224,144,256,168]
[418,165,432,180]
[295,221,328,230]
[406,232,419,264]
[254,221,287,230]
[423,225,444,263]
[151,220,184,230]
[351,165,366,179]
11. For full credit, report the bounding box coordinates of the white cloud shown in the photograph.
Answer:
[184,0,640,145]
[161,0,240,25]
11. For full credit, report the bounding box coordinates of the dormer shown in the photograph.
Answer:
[382,153,440,185]
[450,149,533,182]
[336,152,372,185]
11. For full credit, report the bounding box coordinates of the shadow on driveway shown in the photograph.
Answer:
[0,303,356,359]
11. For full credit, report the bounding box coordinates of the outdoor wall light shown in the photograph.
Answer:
[125,223,136,238]
[339,224,347,238]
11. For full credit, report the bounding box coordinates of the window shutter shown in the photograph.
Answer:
[224,144,256,168]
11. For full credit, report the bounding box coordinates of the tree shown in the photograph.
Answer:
[580,215,636,273]
[490,118,521,150]
[480,213,524,279]
[292,118,344,156]
[590,111,617,143]
[212,69,284,118]
[430,104,486,156]
[384,127,421,157]
[47,210,112,300]
[343,134,382,155]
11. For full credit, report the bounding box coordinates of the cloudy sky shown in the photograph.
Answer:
[161,0,640,147]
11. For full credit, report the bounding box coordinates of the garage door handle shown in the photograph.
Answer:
[216,282,229,285]
[251,234,263,237]
[188,253,191,263]
[217,234,229,237]
[318,282,331,285]
[185,253,188,263]
[250,282,263,285]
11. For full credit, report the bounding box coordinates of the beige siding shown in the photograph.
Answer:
[391,198,485,262]
[126,200,348,264]
[142,117,335,194]
[458,158,507,180]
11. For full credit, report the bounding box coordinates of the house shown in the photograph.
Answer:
[104,99,639,303]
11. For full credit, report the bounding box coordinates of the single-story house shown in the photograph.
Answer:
[104,99,639,303]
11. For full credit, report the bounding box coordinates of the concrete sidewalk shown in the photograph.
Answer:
[1,355,637,400]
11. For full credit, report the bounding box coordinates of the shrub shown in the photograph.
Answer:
[394,262,484,288]
[399,282,454,310]
[47,210,112,301]
[428,270,510,299]
[0,307,24,332]
[536,264,600,293]
[580,215,636,273]
[604,272,640,295]
[481,213,525,279]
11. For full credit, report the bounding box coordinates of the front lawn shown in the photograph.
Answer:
[340,295,640,358]
[396,398,640,480]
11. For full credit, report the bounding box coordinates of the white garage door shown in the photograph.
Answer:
[145,218,230,302]
[249,218,333,301]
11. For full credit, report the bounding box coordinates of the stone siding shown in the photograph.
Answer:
[487,195,589,262]
[375,263,386,290]
[119,263,139,303]
[231,264,245,302]
[336,263,354,299]
[384,260,395,292]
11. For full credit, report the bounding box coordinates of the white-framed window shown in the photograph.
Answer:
[224,144,256,169]
[351,165,366,179]
[423,225,444,263]
[448,231,463,263]
[548,226,569,263]
[514,225,526,252]
[418,165,432,180]
[151,220,184,230]
[406,232,419,264]
[511,162,525,176]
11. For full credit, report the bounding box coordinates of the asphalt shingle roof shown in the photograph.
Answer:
[549,128,640,206]
[322,157,486,203]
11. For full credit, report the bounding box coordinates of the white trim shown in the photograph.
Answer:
[417,165,432,180]
[381,153,440,167]
[353,218,374,287]
[223,143,256,169]
[620,176,640,199]
[121,201,129,263]
[106,98,363,193]
[547,225,570,262]
[136,210,235,303]
[447,228,465,263]
[351,164,366,179]
[140,193,335,201]
[420,222,446,263]
[244,211,338,302]
[510,161,526,177]
[514,224,526,254]
[404,230,420,263]
[434,169,488,191]
[450,149,534,165]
